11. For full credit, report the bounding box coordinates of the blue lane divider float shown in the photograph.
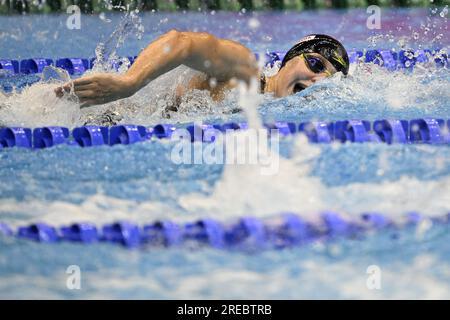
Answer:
[410,118,447,144]
[19,58,54,74]
[102,221,141,248]
[33,126,70,149]
[184,122,251,143]
[349,48,448,69]
[143,221,183,247]
[17,223,58,242]
[348,51,363,64]
[298,121,334,143]
[264,122,297,136]
[364,50,398,70]
[109,125,151,145]
[60,223,98,243]
[1,119,450,150]
[2,211,448,250]
[217,122,249,131]
[73,126,109,147]
[184,219,224,248]
[0,127,32,148]
[0,59,20,74]
[1,48,448,76]
[361,212,392,229]
[152,124,176,139]
[373,120,409,144]
[334,120,381,143]
[55,58,90,75]
[187,124,223,142]
[265,213,311,248]
[267,48,448,70]
[224,216,268,249]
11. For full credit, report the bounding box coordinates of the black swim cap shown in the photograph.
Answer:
[280,34,350,75]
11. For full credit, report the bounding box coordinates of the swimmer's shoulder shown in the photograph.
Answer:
[176,73,238,103]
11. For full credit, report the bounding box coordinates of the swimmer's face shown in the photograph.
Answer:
[273,53,337,97]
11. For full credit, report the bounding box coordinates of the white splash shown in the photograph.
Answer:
[0,82,81,128]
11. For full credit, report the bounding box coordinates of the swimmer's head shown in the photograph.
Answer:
[266,34,349,97]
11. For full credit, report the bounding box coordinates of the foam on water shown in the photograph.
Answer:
[0,82,81,127]
[0,67,239,128]
[1,75,450,227]
[1,135,450,230]
[1,7,449,127]
[180,137,450,221]
[261,63,450,121]
[1,60,449,128]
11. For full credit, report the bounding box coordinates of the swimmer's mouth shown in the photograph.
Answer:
[293,83,306,94]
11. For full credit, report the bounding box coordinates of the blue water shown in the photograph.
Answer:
[1,8,450,299]
[0,8,449,58]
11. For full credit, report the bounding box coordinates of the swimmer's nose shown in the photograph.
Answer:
[311,73,330,83]
[295,76,326,92]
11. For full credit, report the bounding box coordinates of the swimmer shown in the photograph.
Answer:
[54,30,349,108]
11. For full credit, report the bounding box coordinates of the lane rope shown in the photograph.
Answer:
[1,119,450,150]
[1,48,448,75]
[1,211,447,249]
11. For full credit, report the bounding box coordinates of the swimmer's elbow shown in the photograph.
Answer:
[180,31,219,59]
[162,29,193,60]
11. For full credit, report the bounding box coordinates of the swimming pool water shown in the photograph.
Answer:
[1,8,450,299]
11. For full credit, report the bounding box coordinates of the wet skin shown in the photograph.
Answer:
[54,30,338,108]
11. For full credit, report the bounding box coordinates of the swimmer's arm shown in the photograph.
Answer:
[127,30,259,91]
[56,30,258,107]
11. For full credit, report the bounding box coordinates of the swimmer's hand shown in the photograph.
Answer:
[54,74,135,108]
